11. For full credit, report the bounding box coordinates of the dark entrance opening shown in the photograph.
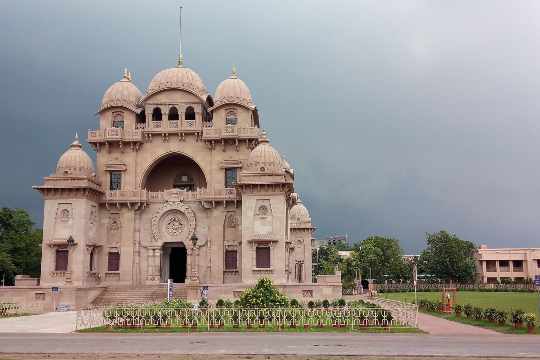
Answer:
[169,247,187,283]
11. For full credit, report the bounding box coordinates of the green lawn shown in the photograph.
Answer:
[381,291,540,316]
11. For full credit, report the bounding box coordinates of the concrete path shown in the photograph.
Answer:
[0,312,76,333]
[417,312,500,335]
[0,333,539,357]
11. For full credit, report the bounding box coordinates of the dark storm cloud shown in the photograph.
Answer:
[1,0,539,252]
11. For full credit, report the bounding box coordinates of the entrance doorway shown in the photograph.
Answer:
[161,242,187,283]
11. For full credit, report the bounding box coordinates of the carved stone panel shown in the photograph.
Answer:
[151,202,196,245]
[53,203,73,240]
[253,199,272,236]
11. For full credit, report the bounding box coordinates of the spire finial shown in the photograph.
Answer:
[127,71,132,81]
[230,65,238,79]
[177,6,184,67]
[70,133,82,148]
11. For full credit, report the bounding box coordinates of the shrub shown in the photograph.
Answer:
[198,298,209,309]
[238,278,289,308]
[336,298,346,307]
[496,310,507,325]
[307,300,315,309]
[472,307,483,321]
[454,304,463,315]
[289,298,301,308]
[524,313,536,328]
[511,309,525,327]
[215,299,225,308]
[322,299,330,308]
[464,304,473,318]
[483,308,497,322]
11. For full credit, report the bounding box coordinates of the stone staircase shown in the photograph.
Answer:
[92,285,187,306]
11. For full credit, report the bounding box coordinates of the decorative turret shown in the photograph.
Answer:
[213,67,255,110]
[99,68,142,113]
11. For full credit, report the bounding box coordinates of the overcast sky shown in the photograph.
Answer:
[1,1,540,252]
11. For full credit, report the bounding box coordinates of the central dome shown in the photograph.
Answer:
[146,65,207,99]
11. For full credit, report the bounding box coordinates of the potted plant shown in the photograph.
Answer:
[525,313,536,334]
[454,304,463,318]
[511,310,525,328]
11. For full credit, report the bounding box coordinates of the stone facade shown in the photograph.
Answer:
[30,64,340,304]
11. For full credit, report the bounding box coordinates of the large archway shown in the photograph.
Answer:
[161,242,187,283]
[142,153,207,192]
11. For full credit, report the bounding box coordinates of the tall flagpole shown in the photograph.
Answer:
[178,6,184,66]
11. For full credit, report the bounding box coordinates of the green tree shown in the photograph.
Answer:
[419,230,476,283]
[0,208,42,285]
[351,236,408,282]
[313,243,341,276]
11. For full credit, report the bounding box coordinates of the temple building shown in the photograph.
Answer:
[28,61,341,306]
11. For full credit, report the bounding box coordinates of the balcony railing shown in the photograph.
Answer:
[103,188,239,204]
[88,128,143,143]
[202,126,260,140]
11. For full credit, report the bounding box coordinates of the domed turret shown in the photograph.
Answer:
[100,69,142,113]
[55,135,95,177]
[146,63,207,100]
[214,67,255,109]
[245,132,284,174]
[289,195,313,229]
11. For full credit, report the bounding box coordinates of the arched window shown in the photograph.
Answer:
[136,109,146,126]
[225,110,238,125]
[152,107,162,121]
[112,112,124,129]
[185,106,195,121]
[168,106,179,120]
[173,173,194,191]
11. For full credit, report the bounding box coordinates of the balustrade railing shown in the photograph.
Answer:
[104,188,238,204]
[87,129,143,142]
[76,306,412,330]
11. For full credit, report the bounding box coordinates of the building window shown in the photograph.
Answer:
[499,260,509,271]
[512,260,523,272]
[185,106,195,121]
[110,171,122,190]
[89,249,95,272]
[112,112,124,128]
[255,247,270,269]
[168,106,179,120]
[107,252,120,271]
[152,107,162,121]
[225,168,237,188]
[486,260,496,272]
[55,248,68,271]
[225,110,237,125]
[225,250,237,270]
[537,259,540,268]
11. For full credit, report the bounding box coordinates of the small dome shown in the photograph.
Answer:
[56,135,95,177]
[289,198,312,224]
[146,65,207,99]
[100,69,142,113]
[245,132,284,174]
[214,68,254,109]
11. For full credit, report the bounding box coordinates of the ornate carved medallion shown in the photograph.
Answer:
[151,201,196,244]
[166,216,184,236]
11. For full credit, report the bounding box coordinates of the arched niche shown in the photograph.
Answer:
[142,152,207,192]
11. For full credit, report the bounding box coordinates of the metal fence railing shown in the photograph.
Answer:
[75,306,416,331]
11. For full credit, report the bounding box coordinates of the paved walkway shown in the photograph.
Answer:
[0,333,538,357]
[0,312,76,333]
[417,312,500,335]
